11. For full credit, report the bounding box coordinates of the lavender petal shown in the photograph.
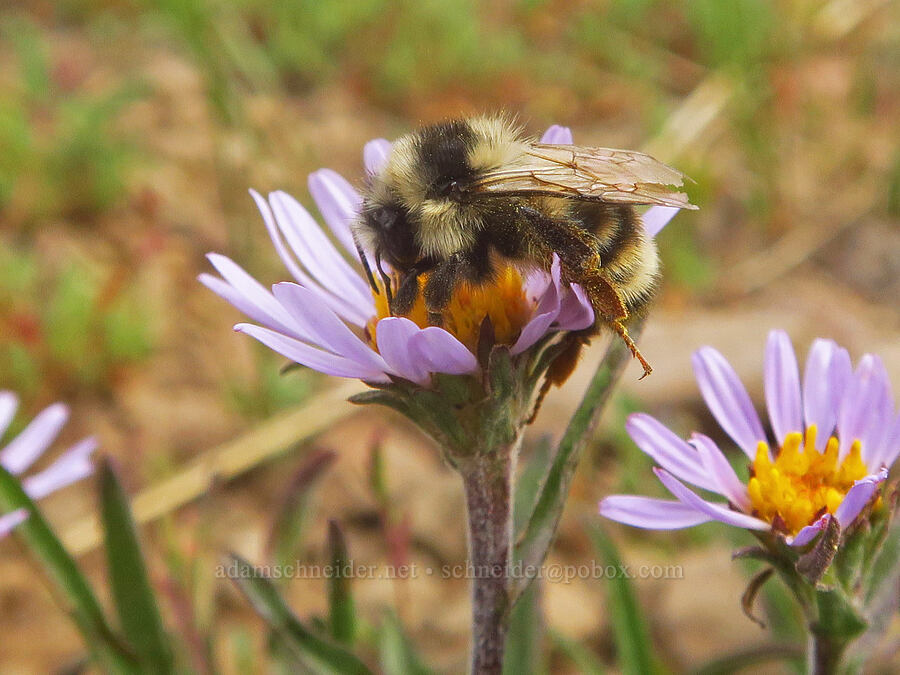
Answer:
[555,283,594,331]
[802,339,847,449]
[271,283,389,372]
[374,318,431,385]
[690,432,751,510]
[235,323,389,382]
[870,411,900,471]
[837,355,891,461]
[0,403,69,476]
[408,327,478,375]
[599,495,712,529]
[642,206,680,238]
[22,437,97,501]
[250,190,370,326]
[541,125,573,145]
[511,258,562,355]
[789,515,831,547]
[692,346,766,458]
[0,509,28,538]
[203,254,301,336]
[834,469,887,529]
[626,414,718,491]
[269,191,372,307]
[307,169,363,258]
[0,391,18,439]
[364,139,392,175]
[655,468,769,531]
[764,330,803,443]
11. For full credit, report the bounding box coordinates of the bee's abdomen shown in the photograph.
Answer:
[576,203,660,315]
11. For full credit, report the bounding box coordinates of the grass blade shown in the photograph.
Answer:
[100,459,174,672]
[0,465,136,673]
[588,525,657,675]
[378,610,433,675]
[327,519,357,644]
[228,553,372,675]
[549,629,606,675]
[515,325,641,598]
[503,580,545,675]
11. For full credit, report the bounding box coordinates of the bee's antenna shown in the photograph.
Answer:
[374,247,394,311]
[353,231,379,296]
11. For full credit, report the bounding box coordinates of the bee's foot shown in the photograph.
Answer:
[610,321,653,379]
[427,310,443,326]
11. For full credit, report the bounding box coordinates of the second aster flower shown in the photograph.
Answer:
[600,330,899,548]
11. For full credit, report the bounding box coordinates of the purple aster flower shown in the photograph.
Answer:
[600,330,899,545]
[200,125,683,387]
[0,391,97,537]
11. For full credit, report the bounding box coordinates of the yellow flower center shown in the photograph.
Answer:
[747,425,869,535]
[367,265,534,353]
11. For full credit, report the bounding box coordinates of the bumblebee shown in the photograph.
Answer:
[353,115,696,377]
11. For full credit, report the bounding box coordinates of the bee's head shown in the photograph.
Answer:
[356,116,524,263]
[359,200,419,270]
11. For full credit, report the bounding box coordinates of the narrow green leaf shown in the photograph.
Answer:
[740,567,774,628]
[515,325,640,596]
[514,435,553,535]
[690,643,804,675]
[327,520,357,645]
[378,611,433,675]
[588,525,657,675]
[100,459,173,672]
[267,450,336,570]
[503,581,545,675]
[228,554,372,675]
[864,512,900,605]
[348,390,410,417]
[549,629,606,675]
[0,465,136,673]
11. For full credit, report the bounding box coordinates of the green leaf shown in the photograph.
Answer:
[813,587,867,642]
[327,520,357,645]
[503,581,545,675]
[690,643,804,675]
[514,435,553,535]
[549,629,606,675]
[864,510,900,606]
[0,465,136,673]
[588,525,657,675]
[99,459,174,673]
[348,389,410,417]
[267,450,336,570]
[514,326,640,596]
[228,554,373,675]
[378,611,433,675]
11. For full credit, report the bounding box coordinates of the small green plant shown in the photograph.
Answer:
[0,15,143,227]
[0,247,153,396]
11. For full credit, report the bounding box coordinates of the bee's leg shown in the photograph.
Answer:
[422,252,467,325]
[521,208,652,378]
[392,273,421,315]
[576,268,652,378]
[610,320,652,379]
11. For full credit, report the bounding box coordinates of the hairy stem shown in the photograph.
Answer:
[459,434,520,675]
[808,632,848,675]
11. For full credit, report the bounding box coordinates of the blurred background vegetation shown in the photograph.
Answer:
[0,0,898,672]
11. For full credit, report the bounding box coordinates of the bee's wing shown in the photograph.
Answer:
[466,144,697,209]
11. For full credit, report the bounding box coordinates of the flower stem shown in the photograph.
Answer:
[458,434,520,675]
[808,632,847,675]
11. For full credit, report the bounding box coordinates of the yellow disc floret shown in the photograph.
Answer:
[368,265,534,353]
[747,425,869,535]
